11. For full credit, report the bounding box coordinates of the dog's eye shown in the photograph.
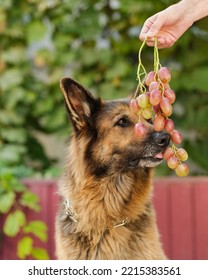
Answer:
[115,117,130,127]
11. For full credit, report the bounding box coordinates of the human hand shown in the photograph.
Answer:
[139,3,194,48]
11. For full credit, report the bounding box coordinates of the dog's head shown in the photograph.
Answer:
[60,78,170,177]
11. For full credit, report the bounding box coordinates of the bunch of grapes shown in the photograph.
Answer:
[131,38,189,177]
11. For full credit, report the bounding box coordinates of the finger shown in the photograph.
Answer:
[146,37,174,48]
[157,37,166,45]
[144,36,158,47]
[157,37,175,49]
[146,13,166,37]
[147,35,174,47]
[139,32,147,41]
[139,15,157,41]
[140,23,150,38]
[145,40,155,47]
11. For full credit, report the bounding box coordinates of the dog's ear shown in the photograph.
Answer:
[60,77,101,131]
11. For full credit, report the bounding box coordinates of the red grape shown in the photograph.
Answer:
[176,148,188,161]
[137,94,149,109]
[158,67,171,83]
[153,114,165,131]
[164,89,176,104]
[130,99,140,113]
[142,107,153,119]
[164,118,174,133]
[134,123,147,138]
[175,163,189,176]
[145,71,156,86]
[146,91,150,100]
[150,89,162,106]
[160,97,173,117]
[171,130,182,145]
[163,147,175,160]
[153,105,160,114]
[149,81,159,92]
[164,83,171,90]
[167,155,180,169]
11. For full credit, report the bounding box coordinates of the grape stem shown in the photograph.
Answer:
[154,37,165,95]
[172,144,182,164]
[154,37,161,74]
[134,37,147,98]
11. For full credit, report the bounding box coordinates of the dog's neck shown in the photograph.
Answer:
[60,164,154,234]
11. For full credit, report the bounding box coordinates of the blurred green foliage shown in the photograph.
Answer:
[0,166,49,259]
[0,0,208,175]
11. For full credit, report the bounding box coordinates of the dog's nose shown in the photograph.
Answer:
[153,132,170,147]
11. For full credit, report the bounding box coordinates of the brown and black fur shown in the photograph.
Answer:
[55,77,170,260]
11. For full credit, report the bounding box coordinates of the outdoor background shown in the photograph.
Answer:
[0,0,208,259]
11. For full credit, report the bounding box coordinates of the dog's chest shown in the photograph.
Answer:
[68,227,147,260]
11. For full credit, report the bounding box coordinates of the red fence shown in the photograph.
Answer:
[154,177,208,260]
[0,177,208,260]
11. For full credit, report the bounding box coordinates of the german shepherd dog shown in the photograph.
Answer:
[55,77,170,260]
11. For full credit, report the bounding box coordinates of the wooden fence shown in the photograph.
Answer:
[0,177,208,260]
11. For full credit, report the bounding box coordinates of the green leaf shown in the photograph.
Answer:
[4,88,25,109]
[3,210,26,237]
[0,144,26,164]
[40,109,65,130]
[44,166,61,178]
[31,247,50,260]
[0,69,24,91]
[0,172,13,191]
[11,180,26,192]
[26,21,48,43]
[24,221,48,242]
[17,237,33,259]
[0,192,15,213]
[174,67,208,92]
[105,60,130,80]
[11,166,34,179]
[2,47,26,63]
[19,191,40,212]
[0,169,26,191]
[0,128,27,144]
[0,110,24,125]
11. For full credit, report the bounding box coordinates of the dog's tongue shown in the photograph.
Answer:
[155,152,163,159]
